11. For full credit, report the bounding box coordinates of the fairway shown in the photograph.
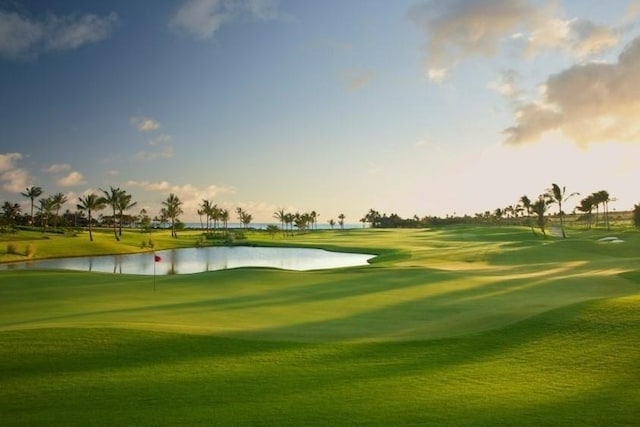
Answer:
[1,227,640,425]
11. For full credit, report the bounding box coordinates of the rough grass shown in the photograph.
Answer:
[1,225,639,425]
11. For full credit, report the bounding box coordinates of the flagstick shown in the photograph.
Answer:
[153,252,156,292]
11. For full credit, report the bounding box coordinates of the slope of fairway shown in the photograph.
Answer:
[1,295,639,425]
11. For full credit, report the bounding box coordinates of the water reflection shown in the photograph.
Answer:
[0,246,374,275]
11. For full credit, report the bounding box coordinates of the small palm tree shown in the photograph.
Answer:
[328,219,335,229]
[547,184,579,238]
[531,195,552,238]
[21,186,43,226]
[338,213,345,230]
[100,187,123,241]
[77,194,106,241]
[38,196,55,232]
[162,193,183,238]
[50,192,68,228]
[519,195,535,235]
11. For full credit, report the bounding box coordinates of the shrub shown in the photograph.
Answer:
[25,244,36,258]
[634,204,640,228]
[6,242,18,255]
[141,240,147,249]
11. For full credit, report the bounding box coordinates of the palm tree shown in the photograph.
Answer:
[100,187,123,241]
[274,209,286,237]
[328,219,336,229]
[531,194,552,238]
[77,194,106,241]
[197,208,205,231]
[241,211,252,229]
[220,208,230,231]
[1,201,21,227]
[38,196,56,232]
[50,192,68,228]
[593,190,611,231]
[116,190,137,236]
[338,213,345,230]
[576,195,595,230]
[21,186,43,226]
[547,184,579,238]
[162,193,183,238]
[310,211,318,230]
[235,207,245,229]
[519,195,535,235]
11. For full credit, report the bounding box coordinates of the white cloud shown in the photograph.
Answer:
[408,1,621,81]
[0,10,117,59]
[487,69,521,98]
[130,116,161,132]
[57,171,86,187]
[0,152,22,171]
[408,0,545,81]
[169,0,282,40]
[504,35,640,146]
[148,134,173,146]
[44,163,71,173]
[1,168,30,192]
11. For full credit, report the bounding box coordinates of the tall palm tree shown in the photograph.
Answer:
[338,213,345,230]
[200,199,213,233]
[21,186,43,226]
[531,194,552,238]
[100,187,123,241]
[50,192,68,228]
[220,208,230,231]
[77,194,106,241]
[547,184,579,238]
[519,195,535,235]
[593,190,611,231]
[284,212,295,236]
[116,190,137,236]
[162,193,183,238]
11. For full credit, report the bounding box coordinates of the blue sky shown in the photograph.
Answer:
[1,0,640,222]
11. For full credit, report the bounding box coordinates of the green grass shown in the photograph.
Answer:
[1,226,639,425]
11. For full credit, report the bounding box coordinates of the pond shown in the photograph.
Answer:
[0,246,375,275]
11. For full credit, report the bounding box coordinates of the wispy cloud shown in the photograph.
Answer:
[0,9,117,59]
[57,171,86,187]
[487,69,522,99]
[130,116,161,132]
[169,0,282,40]
[0,152,31,192]
[340,68,374,92]
[44,163,71,173]
[504,35,640,146]
[135,146,174,161]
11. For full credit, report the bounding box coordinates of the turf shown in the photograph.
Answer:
[1,226,639,425]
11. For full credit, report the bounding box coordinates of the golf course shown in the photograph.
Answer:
[1,225,639,425]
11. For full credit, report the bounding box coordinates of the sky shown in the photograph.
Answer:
[2,0,640,223]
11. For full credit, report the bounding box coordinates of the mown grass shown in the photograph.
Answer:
[1,225,639,425]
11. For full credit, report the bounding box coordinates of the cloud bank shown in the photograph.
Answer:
[0,9,117,59]
[504,35,640,145]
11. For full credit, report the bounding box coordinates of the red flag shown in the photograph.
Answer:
[154,255,162,262]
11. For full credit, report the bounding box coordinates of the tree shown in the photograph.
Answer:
[38,196,55,232]
[547,183,579,238]
[328,218,336,229]
[273,209,287,237]
[116,190,137,236]
[21,186,43,226]
[220,208,230,231]
[77,194,106,241]
[162,193,183,238]
[1,201,21,227]
[338,213,345,230]
[50,192,68,228]
[633,204,640,229]
[531,195,552,238]
[519,195,535,235]
[593,190,611,231]
[241,211,252,229]
[576,195,595,230]
[100,187,123,241]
